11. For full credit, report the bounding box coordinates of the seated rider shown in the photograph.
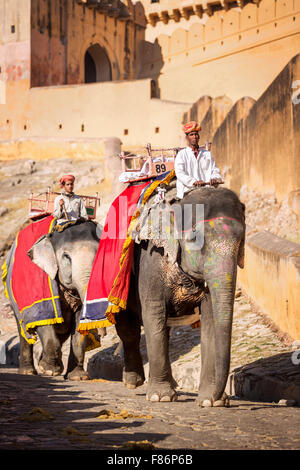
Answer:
[175,121,222,199]
[53,174,89,225]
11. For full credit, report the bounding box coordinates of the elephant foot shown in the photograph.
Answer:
[66,367,90,381]
[38,357,63,377]
[146,381,178,403]
[122,370,145,389]
[197,392,230,408]
[19,365,37,376]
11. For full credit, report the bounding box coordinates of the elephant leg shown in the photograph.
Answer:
[16,322,37,375]
[36,325,64,376]
[142,299,177,402]
[115,308,145,389]
[198,293,229,407]
[65,310,89,381]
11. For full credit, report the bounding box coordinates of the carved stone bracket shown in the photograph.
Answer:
[148,12,160,26]
[172,9,182,22]
[160,11,170,24]
[219,0,230,11]
[195,5,203,18]
[201,2,213,16]
[181,7,194,20]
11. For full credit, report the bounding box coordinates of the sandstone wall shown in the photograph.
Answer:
[0,78,190,152]
[211,53,300,201]
[139,0,300,103]
[30,0,146,87]
[0,0,31,139]
[182,53,300,340]
[238,230,300,340]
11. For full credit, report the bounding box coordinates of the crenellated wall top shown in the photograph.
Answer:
[140,0,261,26]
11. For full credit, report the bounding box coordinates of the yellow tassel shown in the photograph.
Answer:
[106,301,124,312]
[77,318,114,333]
[1,261,9,299]
[26,317,64,330]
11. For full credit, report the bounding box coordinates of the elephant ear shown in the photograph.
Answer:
[27,235,58,280]
[237,237,245,269]
[237,201,246,269]
[135,202,180,264]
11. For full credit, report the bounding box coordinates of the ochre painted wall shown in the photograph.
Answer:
[238,231,300,340]
[210,54,300,201]
[0,79,189,150]
[138,0,300,103]
[30,0,146,87]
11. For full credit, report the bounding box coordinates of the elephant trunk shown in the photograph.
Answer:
[205,255,237,401]
[71,245,98,303]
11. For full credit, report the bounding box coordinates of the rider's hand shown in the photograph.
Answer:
[211,178,222,186]
[59,199,64,207]
[193,180,204,187]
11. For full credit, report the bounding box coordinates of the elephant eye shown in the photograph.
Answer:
[62,252,72,263]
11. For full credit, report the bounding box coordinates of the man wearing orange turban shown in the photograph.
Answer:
[53,175,88,224]
[175,121,222,199]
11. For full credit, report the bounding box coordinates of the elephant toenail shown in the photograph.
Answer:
[213,400,225,407]
[160,395,171,402]
[150,394,160,402]
[201,399,213,407]
[126,383,137,390]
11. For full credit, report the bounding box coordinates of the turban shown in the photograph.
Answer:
[60,174,75,188]
[183,121,201,134]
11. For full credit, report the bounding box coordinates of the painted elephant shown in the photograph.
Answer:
[19,220,101,380]
[115,185,245,406]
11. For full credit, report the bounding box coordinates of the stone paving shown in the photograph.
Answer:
[1,284,300,451]
[1,367,300,451]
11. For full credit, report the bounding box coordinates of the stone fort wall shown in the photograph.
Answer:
[138,0,300,103]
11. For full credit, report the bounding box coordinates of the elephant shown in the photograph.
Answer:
[115,184,245,406]
[16,220,101,380]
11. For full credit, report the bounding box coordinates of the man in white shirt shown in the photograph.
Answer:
[53,174,88,225]
[175,121,222,199]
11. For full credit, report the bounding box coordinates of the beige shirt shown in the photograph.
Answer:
[53,193,88,224]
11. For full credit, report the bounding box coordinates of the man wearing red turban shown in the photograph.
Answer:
[59,174,75,188]
[53,175,88,224]
[175,121,222,199]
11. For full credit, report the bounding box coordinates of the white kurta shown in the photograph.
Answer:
[175,147,222,199]
[53,193,88,224]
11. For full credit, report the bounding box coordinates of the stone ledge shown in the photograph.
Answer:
[233,352,300,406]
[238,228,300,340]
[247,230,300,261]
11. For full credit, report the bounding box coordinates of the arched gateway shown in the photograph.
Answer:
[84,44,112,83]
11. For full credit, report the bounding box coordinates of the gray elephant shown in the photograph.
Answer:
[115,185,245,406]
[9,220,101,380]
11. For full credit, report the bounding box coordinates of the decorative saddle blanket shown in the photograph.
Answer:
[78,170,175,334]
[1,216,63,344]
